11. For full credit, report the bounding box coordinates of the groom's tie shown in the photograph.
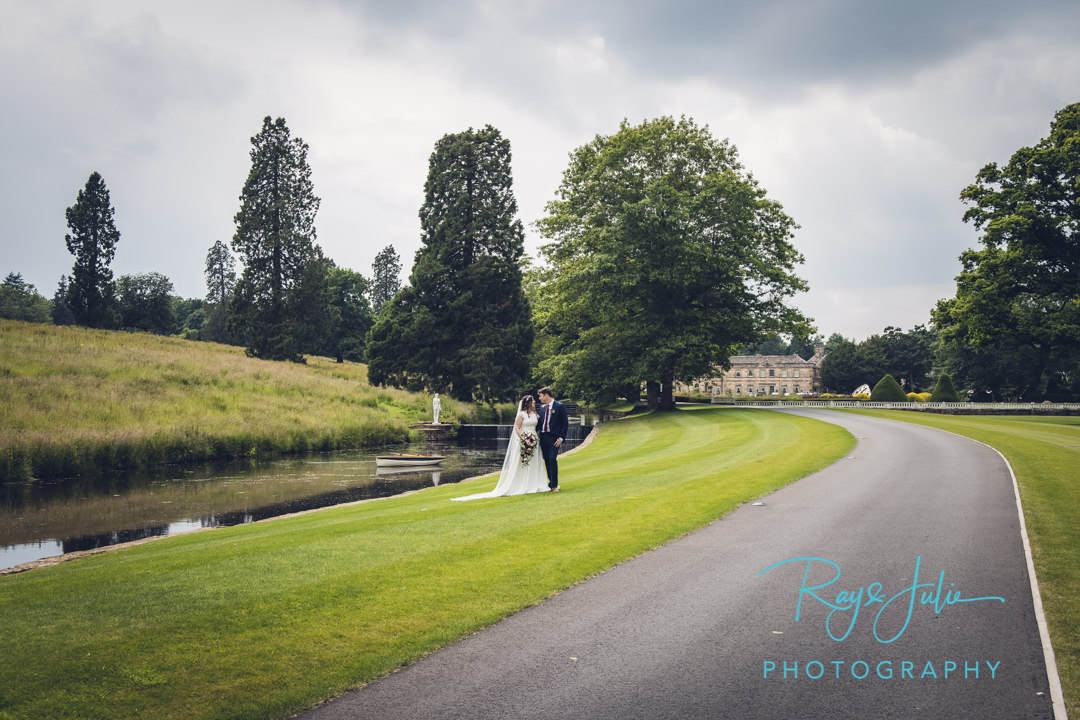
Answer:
[543,404,551,432]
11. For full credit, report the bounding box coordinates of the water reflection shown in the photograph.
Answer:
[0,441,518,570]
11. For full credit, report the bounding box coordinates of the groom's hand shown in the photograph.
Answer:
[555,438,563,447]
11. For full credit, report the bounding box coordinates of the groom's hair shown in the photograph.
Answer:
[538,386,552,397]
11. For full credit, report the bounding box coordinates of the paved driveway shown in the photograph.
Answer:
[298,410,1059,719]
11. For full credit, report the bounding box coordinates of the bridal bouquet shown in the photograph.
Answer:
[519,430,539,466]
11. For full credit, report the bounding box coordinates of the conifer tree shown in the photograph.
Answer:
[870,373,907,401]
[203,240,237,343]
[229,116,330,361]
[367,126,533,402]
[64,171,120,328]
[929,373,962,402]
[369,244,401,315]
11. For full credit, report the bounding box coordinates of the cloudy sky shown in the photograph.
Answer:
[3,0,1078,340]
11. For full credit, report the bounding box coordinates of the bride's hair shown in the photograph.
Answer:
[519,395,536,414]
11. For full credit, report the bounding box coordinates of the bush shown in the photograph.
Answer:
[906,392,925,403]
[929,373,961,402]
[870,374,908,402]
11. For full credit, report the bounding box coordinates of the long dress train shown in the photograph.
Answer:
[452,411,549,500]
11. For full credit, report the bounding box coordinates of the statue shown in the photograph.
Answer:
[432,393,442,425]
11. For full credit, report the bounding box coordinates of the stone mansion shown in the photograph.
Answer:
[675,344,827,398]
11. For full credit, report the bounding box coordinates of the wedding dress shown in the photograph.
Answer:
[452,409,549,501]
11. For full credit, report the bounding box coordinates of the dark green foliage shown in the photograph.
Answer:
[203,240,237,344]
[51,275,76,325]
[0,273,51,323]
[870,373,907,401]
[116,272,176,334]
[173,298,206,340]
[928,372,962,402]
[321,266,374,363]
[935,102,1080,400]
[204,240,236,306]
[819,325,936,394]
[229,117,331,362]
[64,171,120,328]
[367,125,534,403]
[535,116,809,410]
[369,244,401,315]
[819,338,870,394]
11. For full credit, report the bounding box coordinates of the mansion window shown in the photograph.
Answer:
[794,370,801,378]
[782,369,788,378]
[769,369,775,377]
[735,371,741,377]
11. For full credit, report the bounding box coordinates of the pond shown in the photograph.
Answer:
[0,433,584,572]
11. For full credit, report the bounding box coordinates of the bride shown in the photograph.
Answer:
[452,394,550,501]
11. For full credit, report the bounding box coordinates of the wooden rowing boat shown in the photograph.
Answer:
[375,454,445,467]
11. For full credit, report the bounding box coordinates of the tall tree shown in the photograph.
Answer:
[204,240,236,305]
[934,102,1080,400]
[64,171,120,328]
[229,116,331,361]
[321,266,375,363]
[51,275,76,326]
[535,116,810,410]
[367,125,534,403]
[203,240,237,344]
[369,244,402,314]
[116,272,176,334]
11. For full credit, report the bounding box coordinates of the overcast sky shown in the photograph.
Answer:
[3,0,1078,340]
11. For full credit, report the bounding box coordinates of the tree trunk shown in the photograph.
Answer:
[646,381,660,409]
[656,364,676,412]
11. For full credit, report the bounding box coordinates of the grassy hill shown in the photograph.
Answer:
[0,320,479,480]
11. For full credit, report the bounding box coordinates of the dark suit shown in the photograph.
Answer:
[538,399,569,489]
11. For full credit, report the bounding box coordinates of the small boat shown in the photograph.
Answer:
[375,453,445,467]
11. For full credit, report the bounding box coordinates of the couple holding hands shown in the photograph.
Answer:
[453,388,568,501]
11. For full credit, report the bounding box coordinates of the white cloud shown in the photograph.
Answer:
[1,0,1077,341]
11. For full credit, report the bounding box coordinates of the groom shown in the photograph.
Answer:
[537,387,568,492]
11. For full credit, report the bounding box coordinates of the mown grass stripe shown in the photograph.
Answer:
[0,408,852,720]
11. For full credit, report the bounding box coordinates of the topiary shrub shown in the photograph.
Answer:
[929,373,961,402]
[870,374,908,402]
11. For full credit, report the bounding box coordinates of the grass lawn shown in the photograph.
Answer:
[0,320,481,480]
[0,408,852,720]
[843,409,1080,716]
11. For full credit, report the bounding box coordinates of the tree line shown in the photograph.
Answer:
[6,102,1078,405]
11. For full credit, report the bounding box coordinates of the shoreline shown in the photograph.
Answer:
[1,425,600,577]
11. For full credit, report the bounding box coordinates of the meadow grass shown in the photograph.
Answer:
[844,409,1080,715]
[0,320,479,480]
[0,407,853,720]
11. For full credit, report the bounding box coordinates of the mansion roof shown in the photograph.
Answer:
[729,353,823,367]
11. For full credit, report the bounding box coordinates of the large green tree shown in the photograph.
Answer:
[367,125,534,403]
[115,272,175,334]
[229,116,331,362]
[369,244,401,315]
[934,102,1080,400]
[535,116,810,410]
[64,171,120,328]
[0,273,52,323]
[203,240,237,344]
[321,266,374,363]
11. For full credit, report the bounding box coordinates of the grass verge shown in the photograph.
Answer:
[843,409,1080,715]
[0,320,480,480]
[0,407,852,720]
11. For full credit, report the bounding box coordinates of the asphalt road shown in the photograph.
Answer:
[298,409,1058,719]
